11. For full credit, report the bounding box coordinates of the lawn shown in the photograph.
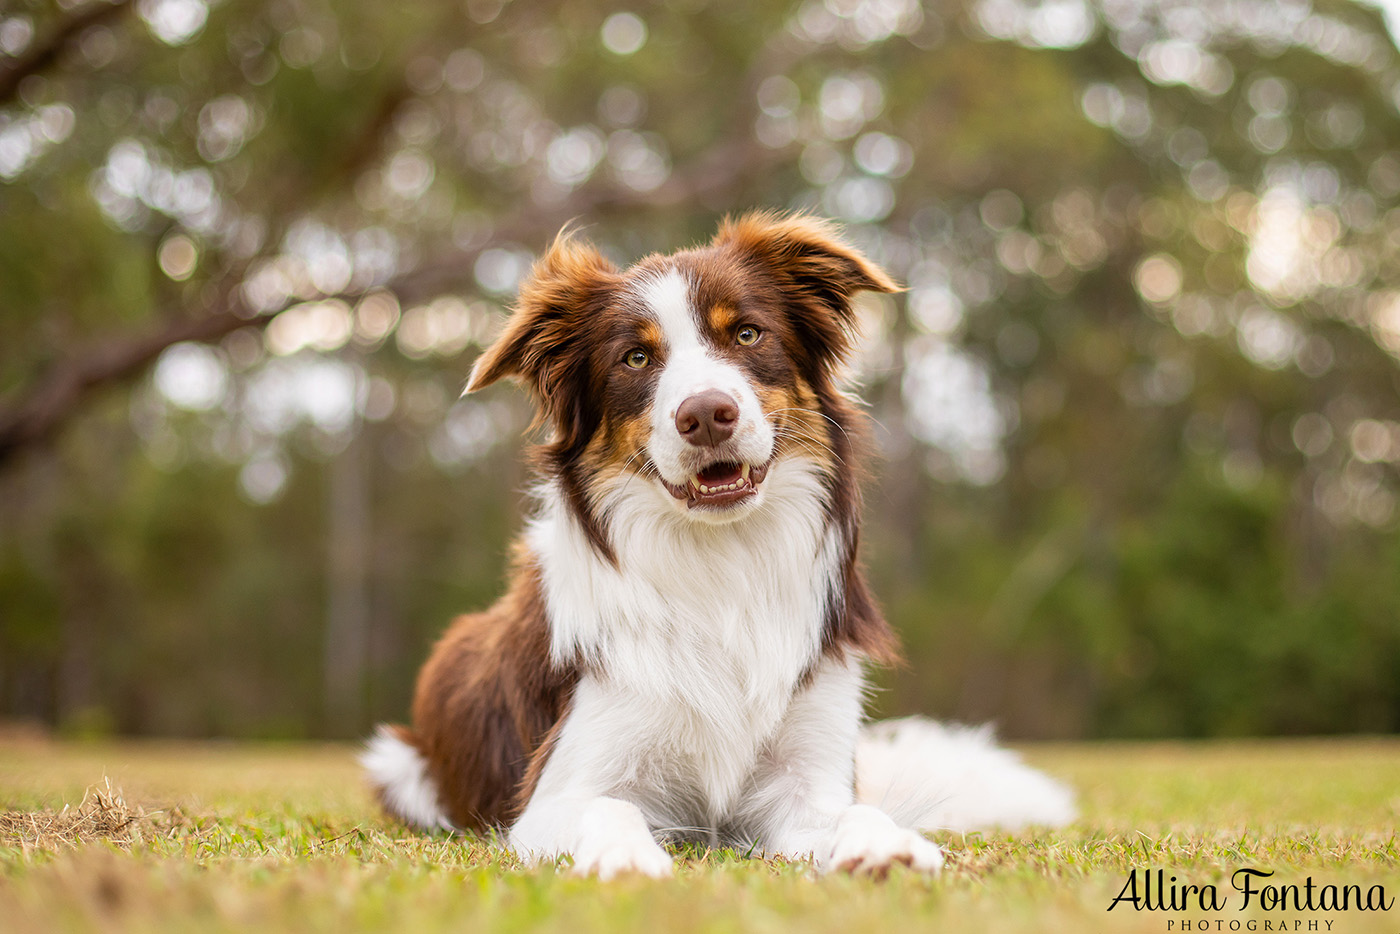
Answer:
[1,730,1397,933]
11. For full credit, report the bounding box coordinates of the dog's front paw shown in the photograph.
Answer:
[571,835,674,880]
[822,805,943,878]
[568,798,673,880]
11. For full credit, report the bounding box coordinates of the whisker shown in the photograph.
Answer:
[771,421,834,447]
[764,407,853,443]
[772,425,845,466]
[652,824,714,836]
[781,442,844,468]
[765,407,853,464]
[773,440,843,470]
[611,447,652,501]
[773,427,839,458]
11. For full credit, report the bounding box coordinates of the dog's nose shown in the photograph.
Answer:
[675,391,739,447]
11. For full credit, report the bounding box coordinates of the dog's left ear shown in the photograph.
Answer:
[465,232,620,400]
[713,211,899,372]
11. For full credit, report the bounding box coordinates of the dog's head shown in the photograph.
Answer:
[466,212,896,543]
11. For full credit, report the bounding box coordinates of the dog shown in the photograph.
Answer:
[362,212,1074,878]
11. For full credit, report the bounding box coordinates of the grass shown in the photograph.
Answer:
[2,731,1398,933]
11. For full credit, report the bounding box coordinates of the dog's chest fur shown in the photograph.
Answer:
[526,457,841,820]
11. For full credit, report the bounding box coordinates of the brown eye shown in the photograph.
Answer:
[625,349,650,369]
[736,326,761,346]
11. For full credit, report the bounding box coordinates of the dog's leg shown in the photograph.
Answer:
[736,656,944,876]
[508,681,674,880]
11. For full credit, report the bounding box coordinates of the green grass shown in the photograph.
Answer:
[2,733,1398,932]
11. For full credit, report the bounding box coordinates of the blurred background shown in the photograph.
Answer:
[3,0,1400,742]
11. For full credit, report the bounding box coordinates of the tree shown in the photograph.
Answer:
[3,0,1400,738]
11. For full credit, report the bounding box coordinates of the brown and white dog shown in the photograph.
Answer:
[362,212,1074,878]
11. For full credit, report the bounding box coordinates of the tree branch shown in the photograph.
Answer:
[0,131,776,470]
[0,0,134,106]
[0,69,418,470]
[0,295,254,465]
[0,49,781,472]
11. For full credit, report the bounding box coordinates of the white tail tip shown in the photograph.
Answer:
[359,725,454,831]
[856,717,1077,833]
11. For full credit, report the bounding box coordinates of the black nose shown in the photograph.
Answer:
[675,391,739,447]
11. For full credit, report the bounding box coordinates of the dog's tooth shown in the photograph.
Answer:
[700,484,711,493]
[690,476,701,490]
[741,464,750,481]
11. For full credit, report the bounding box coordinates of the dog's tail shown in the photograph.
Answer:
[854,717,1077,832]
[360,723,455,831]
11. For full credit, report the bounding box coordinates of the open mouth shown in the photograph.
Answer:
[660,460,770,509]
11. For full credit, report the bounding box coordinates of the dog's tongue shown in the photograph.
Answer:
[698,462,743,486]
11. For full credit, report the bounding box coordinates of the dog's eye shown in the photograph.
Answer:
[736,326,761,346]
[624,349,650,369]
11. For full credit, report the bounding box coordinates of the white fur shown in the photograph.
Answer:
[855,718,1077,832]
[821,804,944,874]
[569,798,674,879]
[516,458,844,854]
[360,725,453,831]
[529,454,838,685]
[727,656,947,875]
[637,269,775,518]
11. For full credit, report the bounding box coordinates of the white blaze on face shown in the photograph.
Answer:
[637,269,774,486]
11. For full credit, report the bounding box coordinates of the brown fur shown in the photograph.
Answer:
[399,550,578,832]
[379,213,902,831]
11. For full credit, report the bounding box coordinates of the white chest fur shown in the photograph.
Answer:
[525,457,842,822]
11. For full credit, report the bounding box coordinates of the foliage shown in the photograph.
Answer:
[3,0,1400,737]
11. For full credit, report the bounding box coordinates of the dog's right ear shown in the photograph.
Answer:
[712,211,898,378]
[465,233,620,399]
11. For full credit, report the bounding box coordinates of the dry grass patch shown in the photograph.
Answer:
[0,777,190,854]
